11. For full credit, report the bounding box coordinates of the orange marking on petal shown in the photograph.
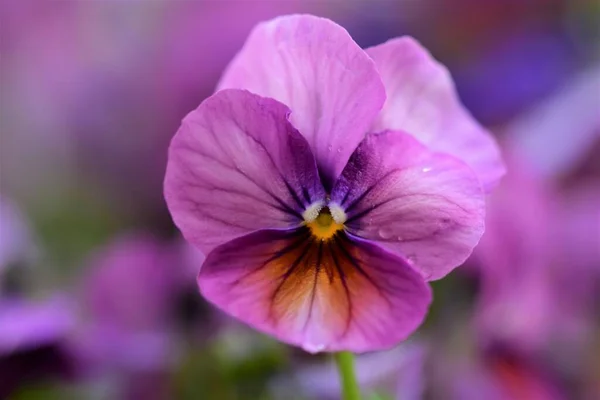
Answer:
[200,225,429,352]
[243,227,391,346]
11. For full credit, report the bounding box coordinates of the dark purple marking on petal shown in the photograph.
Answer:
[198,226,431,353]
[331,130,485,281]
[164,89,326,254]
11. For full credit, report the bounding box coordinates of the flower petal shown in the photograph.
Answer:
[0,296,74,355]
[366,37,505,192]
[331,131,485,280]
[217,15,386,189]
[198,228,431,353]
[164,89,325,254]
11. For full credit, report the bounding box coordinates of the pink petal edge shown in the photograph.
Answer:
[366,37,505,192]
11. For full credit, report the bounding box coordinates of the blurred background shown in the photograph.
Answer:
[1,0,599,399]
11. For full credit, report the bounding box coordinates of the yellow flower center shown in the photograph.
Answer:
[304,204,345,241]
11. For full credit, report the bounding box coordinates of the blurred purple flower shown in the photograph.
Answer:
[70,233,215,399]
[547,182,600,352]
[474,156,599,354]
[0,296,77,397]
[461,147,600,399]
[449,345,565,400]
[68,235,181,399]
[0,197,79,396]
[450,63,600,399]
[165,14,504,353]
[555,183,600,280]
[472,153,555,353]
[438,63,600,392]
[486,68,600,378]
[0,297,73,356]
[471,63,600,350]
[76,235,188,374]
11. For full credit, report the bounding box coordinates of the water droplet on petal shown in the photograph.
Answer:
[378,228,393,239]
[422,167,432,173]
[327,145,333,152]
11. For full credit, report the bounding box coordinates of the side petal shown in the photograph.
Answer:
[331,131,485,281]
[366,37,505,192]
[217,15,386,189]
[164,89,325,254]
[199,228,431,353]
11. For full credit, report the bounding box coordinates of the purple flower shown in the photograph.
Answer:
[0,198,79,395]
[0,296,77,397]
[463,148,599,399]
[555,183,600,282]
[67,234,209,399]
[165,15,504,353]
[76,234,189,375]
[448,346,566,400]
[471,153,556,353]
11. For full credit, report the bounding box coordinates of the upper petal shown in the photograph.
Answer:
[164,89,325,254]
[217,15,386,189]
[366,37,505,192]
[199,228,431,353]
[331,130,485,281]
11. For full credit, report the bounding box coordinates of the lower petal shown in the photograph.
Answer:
[198,228,431,353]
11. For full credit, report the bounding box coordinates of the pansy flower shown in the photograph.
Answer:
[0,199,77,396]
[447,344,566,400]
[456,146,599,399]
[72,234,201,399]
[165,15,504,353]
[0,297,76,398]
[77,235,188,375]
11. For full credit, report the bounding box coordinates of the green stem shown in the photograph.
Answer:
[334,351,362,400]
